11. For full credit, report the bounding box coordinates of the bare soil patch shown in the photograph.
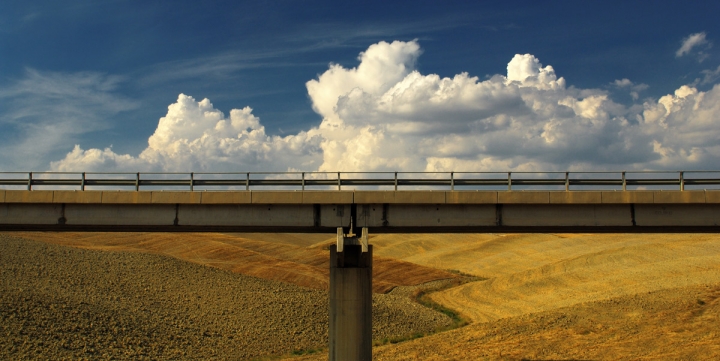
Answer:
[0,234,453,360]
[13,232,457,294]
[7,232,720,360]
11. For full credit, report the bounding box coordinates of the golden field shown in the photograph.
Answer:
[4,231,720,360]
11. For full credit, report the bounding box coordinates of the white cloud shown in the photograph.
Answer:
[613,78,649,100]
[613,78,633,87]
[639,85,720,168]
[306,40,422,123]
[51,94,322,172]
[0,68,138,170]
[700,65,720,85]
[676,32,711,60]
[50,40,720,173]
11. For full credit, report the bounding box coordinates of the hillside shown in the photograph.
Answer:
[289,232,720,360]
[4,231,720,360]
[13,232,458,294]
[291,281,720,360]
[0,234,454,360]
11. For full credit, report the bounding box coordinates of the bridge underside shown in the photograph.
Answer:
[2,202,719,233]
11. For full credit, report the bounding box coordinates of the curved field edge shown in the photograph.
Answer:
[284,281,720,360]
[10,232,460,294]
[273,273,483,360]
[0,234,457,361]
[282,233,720,360]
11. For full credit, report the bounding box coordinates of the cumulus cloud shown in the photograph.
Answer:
[676,32,711,61]
[52,94,322,172]
[613,78,649,100]
[0,68,138,170]
[639,85,720,168]
[700,65,720,85]
[51,40,720,173]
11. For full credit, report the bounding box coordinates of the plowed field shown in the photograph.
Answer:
[3,232,720,360]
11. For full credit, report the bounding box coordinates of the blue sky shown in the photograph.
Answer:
[1,1,720,172]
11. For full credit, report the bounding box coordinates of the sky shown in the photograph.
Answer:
[1,0,720,173]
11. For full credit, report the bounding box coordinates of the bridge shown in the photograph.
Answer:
[2,171,720,233]
[2,171,720,360]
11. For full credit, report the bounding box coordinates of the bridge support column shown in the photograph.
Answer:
[329,228,372,361]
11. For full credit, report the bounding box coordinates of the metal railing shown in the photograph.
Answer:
[1,171,720,191]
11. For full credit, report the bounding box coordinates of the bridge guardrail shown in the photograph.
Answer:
[2,171,720,191]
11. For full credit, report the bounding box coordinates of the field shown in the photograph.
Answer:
[2,232,720,360]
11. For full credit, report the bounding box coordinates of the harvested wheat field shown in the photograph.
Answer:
[3,232,720,360]
[291,233,720,360]
[0,233,454,360]
[12,232,458,294]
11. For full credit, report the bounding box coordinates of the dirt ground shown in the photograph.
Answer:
[12,232,458,294]
[291,281,720,360]
[3,232,720,360]
[289,233,720,360]
[0,233,452,360]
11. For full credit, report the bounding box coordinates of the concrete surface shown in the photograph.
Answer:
[498,192,550,204]
[5,190,54,203]
[3,190,720,205]
[635,204,720,226]
[600,191,654,204]
[53,191,102,204]
[252,191,303,204]
[177,205,315,227]
[653,191,706,203]
[2,190,720,230]
[502,205,632,227]
[707,192,720,203]
[394,191,445,204]
[65,204,177,225]
[329,244,372,361]
[200,191,251,204]
[302,191,353,204]
[549,192,602,204]
[445,191,497,204]
[151,191,202,204]
[354,191,396,204]
[357,204,497,227]
[0,204,61,224]
[101,192,152,204]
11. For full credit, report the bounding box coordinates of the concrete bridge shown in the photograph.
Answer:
[1,189,719,233]
[2,171,720,360]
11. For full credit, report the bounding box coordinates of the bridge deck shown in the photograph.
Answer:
[1,190,719,204]
[2,190,719,233]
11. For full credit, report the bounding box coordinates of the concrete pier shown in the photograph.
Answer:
[329,244,372,361]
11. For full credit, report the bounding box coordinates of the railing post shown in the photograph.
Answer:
[565,172,569,191]
[680,171,685,191]
[10,170,715,193]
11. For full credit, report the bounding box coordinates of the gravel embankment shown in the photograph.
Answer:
[0,234,452,360]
